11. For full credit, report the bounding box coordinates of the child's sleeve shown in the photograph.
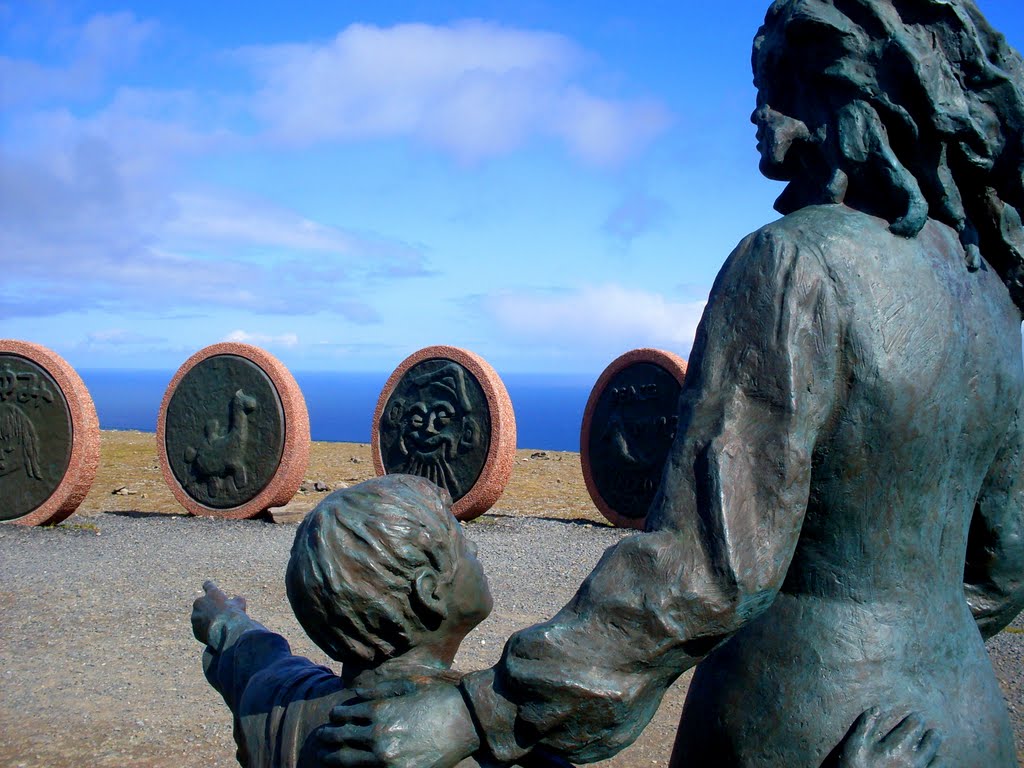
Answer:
[202,610,293,713]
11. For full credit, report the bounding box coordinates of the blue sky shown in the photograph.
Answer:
[3,1,1023,375]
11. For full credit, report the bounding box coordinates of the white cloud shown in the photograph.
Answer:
[554,88,669,165]
[239,21,670,165]
[0,14,434,325]
[485,284,706,356]
[0,12,157,109]
[0,9,670,349]
[167,193,407,262]
[223,330,300,348]
[0,105,427,322]
[169,193,360,253]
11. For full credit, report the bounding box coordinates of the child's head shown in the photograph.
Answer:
[285,474,492,666]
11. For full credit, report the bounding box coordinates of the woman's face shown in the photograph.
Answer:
[751,101,809,180]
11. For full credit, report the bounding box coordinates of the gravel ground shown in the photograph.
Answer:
[1,511,1022,767]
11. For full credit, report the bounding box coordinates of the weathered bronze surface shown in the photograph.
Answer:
[165,354,285,509]
[298,2,1024,767]
[585,362,682,521]
[378,358,492,503]
[191,475,504,768]
[0,354,72,522]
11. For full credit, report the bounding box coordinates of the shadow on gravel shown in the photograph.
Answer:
[475,513,616,529]
[535,516,619,528]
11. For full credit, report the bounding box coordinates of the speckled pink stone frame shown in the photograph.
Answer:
[156,343,310,519]
[371,346,516,521]
[1,340,101,527]
[580,348,688,530]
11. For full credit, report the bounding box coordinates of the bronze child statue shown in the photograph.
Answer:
[191,475,492,768]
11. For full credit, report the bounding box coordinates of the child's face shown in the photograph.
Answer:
[448,525,493,629]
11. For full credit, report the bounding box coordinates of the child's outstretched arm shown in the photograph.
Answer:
[192,580,292,712]
[192,580,253,646]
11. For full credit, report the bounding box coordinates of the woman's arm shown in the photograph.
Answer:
[322,225,843,767]
[965,396,1024,639]
[463,228,842,764]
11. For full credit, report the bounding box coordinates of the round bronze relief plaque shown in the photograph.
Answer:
[0,340,100,526]
[581,349,687,529]
[157,343,310,518]
[372,346,516,521]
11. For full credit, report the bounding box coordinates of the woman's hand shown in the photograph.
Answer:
[836,708,943,768]
[318,680,480,768]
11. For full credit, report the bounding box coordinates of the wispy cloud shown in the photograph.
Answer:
[0,11,158,109]
[0,130,415,321]
[482,284,706,357]
[238,21,670,165]
[223,330,300,348]
[0,41,428,324]
[0,240,390,321]
[167,194,362,253]
[0,9,673,355]
[163,193,429,276]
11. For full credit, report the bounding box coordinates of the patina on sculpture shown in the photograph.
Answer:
[312,1,1024,766]
[165,354,286,509]
[0,355,70,521]
[194,474,938,768]
[192,475,495,768]
[378,359,491,503]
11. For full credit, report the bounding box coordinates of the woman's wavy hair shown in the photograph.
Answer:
[286,474,460,665]
[753,0,1024,307]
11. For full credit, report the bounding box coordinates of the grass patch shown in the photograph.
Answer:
[47,521,101,533]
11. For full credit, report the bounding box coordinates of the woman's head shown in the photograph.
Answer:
[752,0,1024,305]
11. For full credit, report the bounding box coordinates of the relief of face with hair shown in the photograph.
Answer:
[391,366,480,499]
[0,402,43,481]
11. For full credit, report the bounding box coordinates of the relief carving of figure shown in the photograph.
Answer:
[0,365,53,482]
[314,2,1024,766]
[384,364,480,498]
[184,389,258,497]
[0,402,42,481]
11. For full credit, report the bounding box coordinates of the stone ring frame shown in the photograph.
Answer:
[580,347,688,530]
[371,345,516,521]
[156,342,310,519]
[0,340,101,527]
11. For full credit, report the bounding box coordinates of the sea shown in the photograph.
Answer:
[77,369,597,452]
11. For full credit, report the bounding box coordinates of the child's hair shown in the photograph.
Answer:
[285,474,460,665]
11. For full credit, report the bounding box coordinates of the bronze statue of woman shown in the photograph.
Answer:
[319,2,1024,765]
